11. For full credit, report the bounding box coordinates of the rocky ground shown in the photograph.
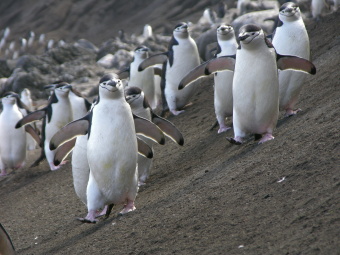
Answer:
[0,1,339,254]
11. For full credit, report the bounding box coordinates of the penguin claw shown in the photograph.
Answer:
[226,137,242,145]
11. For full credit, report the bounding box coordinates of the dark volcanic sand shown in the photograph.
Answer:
[0,4,339,255]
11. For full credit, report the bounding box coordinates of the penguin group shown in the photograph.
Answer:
[0,0,320,226]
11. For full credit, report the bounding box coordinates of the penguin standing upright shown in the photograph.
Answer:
[272,2,311,116]
[179,24,238,133]
[125,86,184,185]
[0,92,40,176]
[213,25,238,133]
[119,46,157,109]
[139,22,201,116]
[20,88,38,150]
[49,74,166,223]
[16,82,73,170]
[203,24,316,144]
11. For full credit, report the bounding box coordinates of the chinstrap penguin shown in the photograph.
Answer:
[138,22,201,116]
[15,82,73,170]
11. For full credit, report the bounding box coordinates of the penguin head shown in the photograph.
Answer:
[98,73,124,99]
[217,24,235,41]
[21,88,31,98]
[173,22,189,39]
[125,86,146,109]
[279,2,301,22]
[134,45,149,59]
[1,92,18,105]
[238,24,264,48]
[54,82,72,98]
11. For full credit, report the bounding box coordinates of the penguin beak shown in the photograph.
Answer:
[44,84,56,90]
[239,34,249,41]
[63,85,72,89]
[107,79,117,87]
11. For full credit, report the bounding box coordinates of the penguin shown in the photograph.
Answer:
[49,74,166,223]
[15,82,73,170]
[0,223,15,255]
[125,86,184,185]
[311,0,326,19]
[118,46,158,109]
[50,104,157,220]
[143,24,153,39]
[179,24,238,133]
[203,24,316,144]
[0,92,40,176]
[272,2,311,116]
[138,22,201,116]
[20,88,38,150]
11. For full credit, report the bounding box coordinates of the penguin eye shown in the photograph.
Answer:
[252,32,255,35]
[102,82,107,85]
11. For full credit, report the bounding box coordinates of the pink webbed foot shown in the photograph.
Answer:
[77,210,98,224]
[119,200,136,216]
[226,136,243,145]
[95,205,107,218]
[285,108,301,117]
[258,134,274,144]
[49,160,68,171]
[218,126,231,134]
[171,109,185,116]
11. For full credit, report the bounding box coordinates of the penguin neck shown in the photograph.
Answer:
[218,38,238,56]
[2,102,16,111]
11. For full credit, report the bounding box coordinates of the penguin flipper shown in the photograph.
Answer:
[137,137,153,159]
[49,117,90,150]
[15,109,46,128]
[0,223,15,255]
[53,138,76,166]
[178,61,210,90]
[151,113,184,146]
[133,114,165,145]
[24,124,41,146]
[117,66,130,79]
[205,55,236,75]
[138,53,168,71]
[277,54,316,75]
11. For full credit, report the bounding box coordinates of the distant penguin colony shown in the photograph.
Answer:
[0,1,322,226]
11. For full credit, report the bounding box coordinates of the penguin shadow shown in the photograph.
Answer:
[42,213,126,254]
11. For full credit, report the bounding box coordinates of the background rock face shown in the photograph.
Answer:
[0,1,339,254]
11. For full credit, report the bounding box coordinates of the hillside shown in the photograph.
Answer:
[0,1,339,255]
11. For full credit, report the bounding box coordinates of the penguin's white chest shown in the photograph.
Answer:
[233,48,279,133]
[272,22,310,59]
[0,106,26,167]
[168,40,200,80]
[87,100,138,203]
[45,100,72,140]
